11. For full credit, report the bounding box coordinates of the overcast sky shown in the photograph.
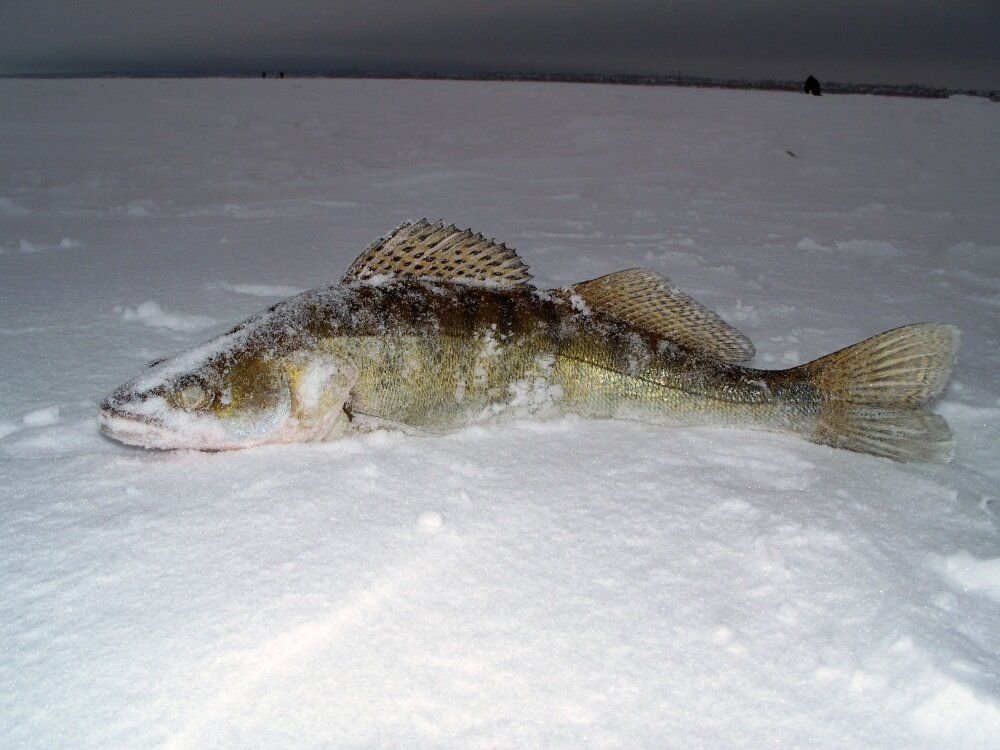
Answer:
[1,1,997,89]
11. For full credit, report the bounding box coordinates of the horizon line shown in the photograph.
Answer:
[2,69,997,101]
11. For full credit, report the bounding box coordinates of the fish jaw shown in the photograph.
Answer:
[97,401,317,451]
[99,383,351,450]
[99,390,238,450]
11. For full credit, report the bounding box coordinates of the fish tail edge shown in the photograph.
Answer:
[790,323,960,462]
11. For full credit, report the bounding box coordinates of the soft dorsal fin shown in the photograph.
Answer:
[558,268,755,362]
[341,219,533,288]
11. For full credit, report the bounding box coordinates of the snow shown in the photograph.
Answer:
[1,78,999,749]
[116,300,217,332]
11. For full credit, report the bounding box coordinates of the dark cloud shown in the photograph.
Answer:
[1,1,997,88]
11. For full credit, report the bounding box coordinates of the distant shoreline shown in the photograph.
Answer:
[3,69,997,101]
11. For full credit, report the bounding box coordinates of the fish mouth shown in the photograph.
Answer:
[99,395,198,450]
[98,405,178,449]
[98,399,245,451]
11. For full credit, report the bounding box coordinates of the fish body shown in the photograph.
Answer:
[100,221,959,462]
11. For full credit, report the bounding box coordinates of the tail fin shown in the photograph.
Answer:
[789,324,960,462]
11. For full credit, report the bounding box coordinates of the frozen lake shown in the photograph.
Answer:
[2,78,999,748]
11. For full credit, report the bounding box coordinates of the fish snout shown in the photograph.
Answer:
[99,385,164,427]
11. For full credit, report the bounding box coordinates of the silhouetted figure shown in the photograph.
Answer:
[261,71,266,79]
[279,72,284,79]
[804,75,822,96]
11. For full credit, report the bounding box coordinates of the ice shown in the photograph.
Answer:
[1,78,998,749]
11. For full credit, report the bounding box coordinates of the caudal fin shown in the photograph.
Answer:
[790,324,960,462]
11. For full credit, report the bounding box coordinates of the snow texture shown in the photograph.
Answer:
[1,79,999,749]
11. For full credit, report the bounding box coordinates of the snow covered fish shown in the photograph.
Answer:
[100,220,960,462]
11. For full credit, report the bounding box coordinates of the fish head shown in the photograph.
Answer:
[100,345,300,450]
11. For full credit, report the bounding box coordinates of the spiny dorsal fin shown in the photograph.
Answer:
[558,268,756,362]
[341,220,533,288]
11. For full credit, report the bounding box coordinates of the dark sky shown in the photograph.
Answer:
[2,1,998,89]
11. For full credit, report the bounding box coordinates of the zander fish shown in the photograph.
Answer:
[100,220,960,462]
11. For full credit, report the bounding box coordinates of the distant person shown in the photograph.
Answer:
[804,75,822,96]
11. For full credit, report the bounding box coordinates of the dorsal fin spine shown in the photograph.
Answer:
[340,220,533,288]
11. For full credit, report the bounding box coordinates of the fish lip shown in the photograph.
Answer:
[98,408,170,448]
[100,399,158,423]
[98,399,191,449]
[98,400,240,451]
[99,398,164,428]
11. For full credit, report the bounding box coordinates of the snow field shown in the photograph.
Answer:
[1,79,998,748]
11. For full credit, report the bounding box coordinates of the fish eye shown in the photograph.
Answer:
[176,382,214,411]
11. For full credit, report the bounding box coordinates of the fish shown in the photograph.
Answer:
[99,219,960,462]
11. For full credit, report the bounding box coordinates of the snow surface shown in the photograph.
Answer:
[1,78,999,749]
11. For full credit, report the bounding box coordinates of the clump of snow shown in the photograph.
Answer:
[935,551,1000,599]
[22,405,60,426]
[834,239,904,256]
[718,299,761,325]
[0,196,29,216]
[416,510,444,530]
[506,376,564,410]
[112,199,158,217]
[295,360,340,410]
[1,78,998,749]
[796,237,827,251]
[115,301,217,332]
[568,293,591,313]
[215,281,306,297]
[796,238,904,256]
[15,237,82,254]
